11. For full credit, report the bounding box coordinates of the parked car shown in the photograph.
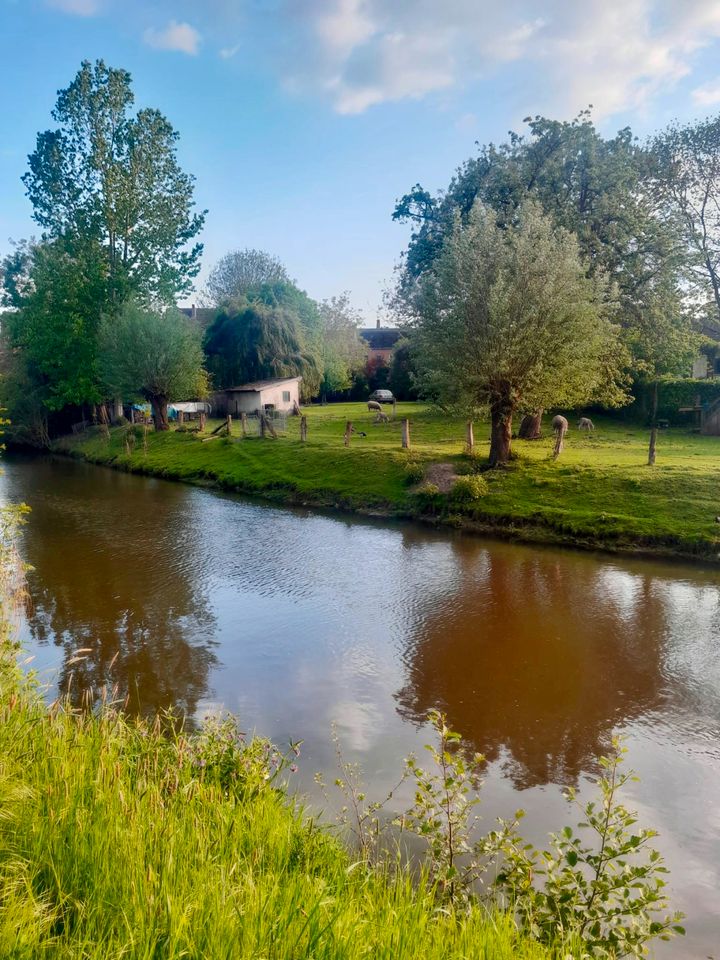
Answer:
[368,389,395,404]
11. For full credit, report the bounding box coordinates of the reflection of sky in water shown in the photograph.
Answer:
[2,453,720,959]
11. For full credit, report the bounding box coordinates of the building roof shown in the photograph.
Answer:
[359,327,402,350]
[225,377,302,393]
[178,306,218,328]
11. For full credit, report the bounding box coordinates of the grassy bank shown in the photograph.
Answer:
[0,645,554,959]
[54,402,720,561]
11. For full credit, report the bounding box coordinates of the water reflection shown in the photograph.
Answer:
[395,544,680,788]
[2,453,720,958]
[14,456,217,715]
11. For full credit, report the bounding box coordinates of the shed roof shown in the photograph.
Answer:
[225,377,302,393]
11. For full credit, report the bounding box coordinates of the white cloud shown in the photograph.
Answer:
[143,20,201,55]
[692,79,720,105]
[46,0,100,14]
[282,0,720,117]
[219,44,241,60]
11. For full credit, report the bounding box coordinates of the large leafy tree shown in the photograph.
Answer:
[2,236,106,411]
[99,302,207,430]
[24,59,205,304]
[203,301,319,394]
[650,116,720,330]
[393,112,680,327]
[204,249,290,306]
[405,201,628,465]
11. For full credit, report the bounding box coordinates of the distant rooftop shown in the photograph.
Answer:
[359,327,401,350]
[179,305,218,328]
[225,377,302,392]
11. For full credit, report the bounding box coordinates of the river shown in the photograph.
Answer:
[3,452,719,958]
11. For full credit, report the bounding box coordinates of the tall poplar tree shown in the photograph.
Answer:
[23,59,206,304]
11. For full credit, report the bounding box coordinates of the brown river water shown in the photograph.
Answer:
[3,453,719,958]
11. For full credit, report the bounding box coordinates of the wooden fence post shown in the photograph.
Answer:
[178,410,185,426]
[401,418,410,449]
[226,415,232,436]
[392,398,397,418]
[241,412,248,437]
[260,415,266,438]
[344,421,353,447]
[199,412,206,432]
[300,415,307,442]
[466,419,474,452]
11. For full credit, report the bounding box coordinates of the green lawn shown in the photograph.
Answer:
[55,402,720,560]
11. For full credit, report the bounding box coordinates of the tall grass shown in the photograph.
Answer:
[0,608,553,957]
[0,682,555,958]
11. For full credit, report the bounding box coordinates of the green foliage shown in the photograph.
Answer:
[403,461,424,484]
[451,474,489,501]
[1,236,106,412]
[203,300,319,392]
[633,377,720,422]
[0,648,550,959]
[490,738,685,957]
[99,301,207,429]
[404,200,629,463]
[318,294,366,398]
[389,341,420,401]
[323,711,683,957]
[23,59,205,303]
[394,112,680,326]
[204,249,290,305]
[402,710,485,906]
[650,116,720,327]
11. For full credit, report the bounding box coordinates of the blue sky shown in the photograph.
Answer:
[3,0,720,318]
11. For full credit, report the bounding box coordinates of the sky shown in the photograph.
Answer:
[2,0,720,319]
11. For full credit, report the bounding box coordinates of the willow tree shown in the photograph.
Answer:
[203,301,319,393]
[99,302,207,430]
[405,201,628,466]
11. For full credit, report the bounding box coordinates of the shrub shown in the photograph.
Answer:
[451,474,489,502]
[403,461,424,485]
[414,482,443,513]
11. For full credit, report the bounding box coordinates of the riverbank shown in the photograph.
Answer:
[1,637,555,960]
[53,402,720,562]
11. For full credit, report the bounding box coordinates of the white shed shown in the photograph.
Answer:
[214,377,302,417]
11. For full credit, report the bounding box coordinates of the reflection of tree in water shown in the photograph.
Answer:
[396,544,670,789]
[21,458,217,717]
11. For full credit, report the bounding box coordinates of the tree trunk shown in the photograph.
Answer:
[111,399,124,423]
[518,408,543,439]
[402,418,411,450]
[300,415,307,442]
[488,401,513,466]
[648,380,659,466]
[151,397,169,431]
